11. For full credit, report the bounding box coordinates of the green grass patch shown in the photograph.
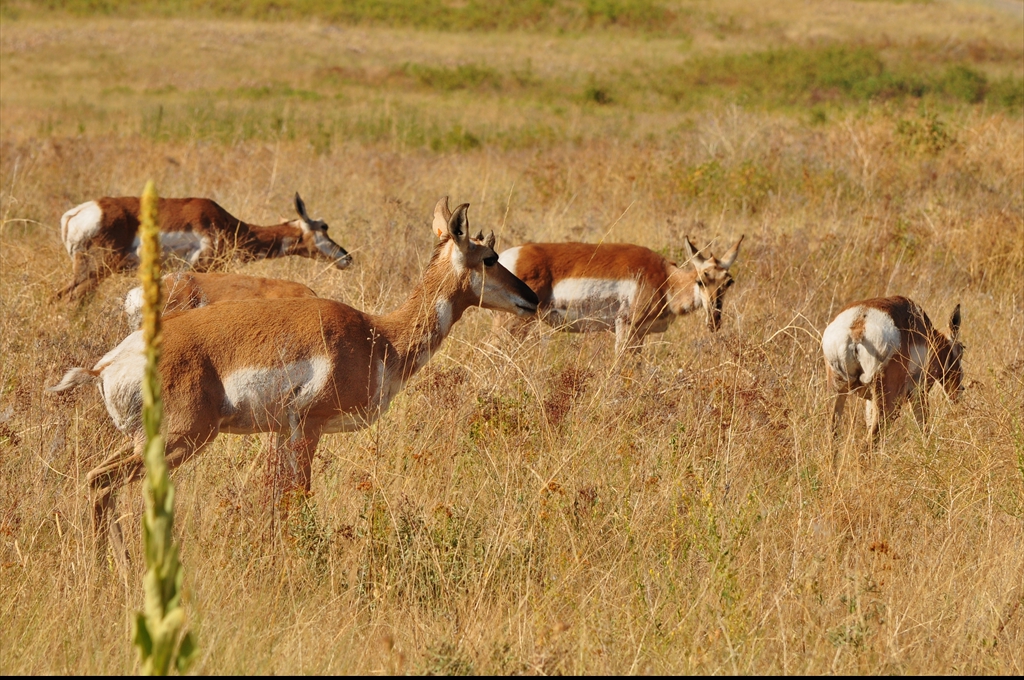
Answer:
[645,45,1024,111]
[403,62,503,92]
[3,0,687,34]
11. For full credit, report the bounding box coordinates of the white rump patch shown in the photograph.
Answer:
[62,201,103,254]
[124,287,144,328]
[220,356,333,430]
[497,247,521,276]
[547,277,638,331]
[92,331,147,433]
[821,306,901,386]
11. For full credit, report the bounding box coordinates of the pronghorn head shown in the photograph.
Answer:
[936,303,964,400]
[289,192,353,270]
[431,196,538,316]
[682,234,744,331]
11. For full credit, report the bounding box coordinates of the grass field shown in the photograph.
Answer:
[1,0,1022,674]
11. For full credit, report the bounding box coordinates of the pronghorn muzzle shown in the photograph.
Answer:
[314,232,353,270]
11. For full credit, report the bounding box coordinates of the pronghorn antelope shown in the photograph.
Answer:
[47,198,538,548]
[124,271,318,328]
[56,192,351,300]
[822,295,963,443]
[495,235,744,354]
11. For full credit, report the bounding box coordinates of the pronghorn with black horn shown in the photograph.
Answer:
[123,271,319,329]
[48,198,538,549]
[56,192,352,300]
[496,235,743,354]
[822,295,963,445]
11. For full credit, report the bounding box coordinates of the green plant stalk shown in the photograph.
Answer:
[131,180,197,676]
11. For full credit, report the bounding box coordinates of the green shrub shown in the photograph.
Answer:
[939,64,987,104]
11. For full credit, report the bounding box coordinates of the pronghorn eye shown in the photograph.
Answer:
[483,255,498,267]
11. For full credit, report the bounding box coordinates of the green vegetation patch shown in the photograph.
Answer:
[4,0,686,34]
[647,45,1022,111]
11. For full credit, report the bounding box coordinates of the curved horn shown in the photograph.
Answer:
[485,231,496,249]
[719,234,744,270]
[949,303,961,341]
[432,196,452,239]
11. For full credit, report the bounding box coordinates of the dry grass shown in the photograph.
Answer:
[1,2,1023,674]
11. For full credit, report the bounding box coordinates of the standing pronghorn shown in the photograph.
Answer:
[123,271,319,329]
[822,295,963,444]
[56,192,352,300]
[495,235,743,354]
[47,198,538,548]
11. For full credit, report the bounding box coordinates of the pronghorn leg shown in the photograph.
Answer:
[271,418,323,539]
[87,427,217,567]
[831,392,848,439]
[830,392,848,471]
[280,415,322,495]
[910,383,930,434]
[865,380,882,449]
[614,317,646,387]
[614,315,633,356]
[162,428,219,471]
[87,436,145,567]
[869,368,906,450]
[56,252,102,301]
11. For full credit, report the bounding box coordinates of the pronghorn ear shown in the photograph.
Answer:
[484,231,496,249]
[294,192,310,221]
[432,196,452,239]
[949,304,961,340]
[683,235,707,269]
[719,234,744,270]
[448,203,471,244]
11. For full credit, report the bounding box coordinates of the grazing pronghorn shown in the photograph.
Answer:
[56,192,351,300]
[47,198,538,549]
[124,271,318,328]
[495,235,743,354]
[822,295,963,444]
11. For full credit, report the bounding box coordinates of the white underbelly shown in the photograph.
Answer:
[131,231,209,265]
[218,357,332,431]
[544,277,638,331]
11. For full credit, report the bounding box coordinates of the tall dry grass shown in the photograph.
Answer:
[1,6,1022,675]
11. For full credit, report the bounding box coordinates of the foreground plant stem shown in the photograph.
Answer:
[131,180,197,676]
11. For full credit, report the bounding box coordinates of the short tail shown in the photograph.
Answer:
[824,342,864,391]
[47,367,99,393]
